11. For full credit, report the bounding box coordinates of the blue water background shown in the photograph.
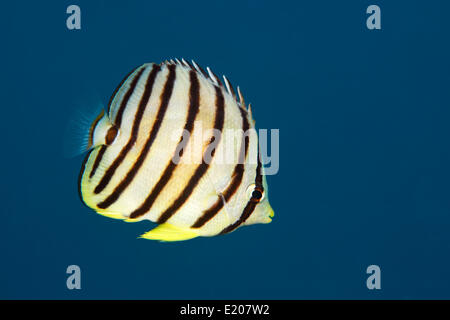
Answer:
[1,0,450,299]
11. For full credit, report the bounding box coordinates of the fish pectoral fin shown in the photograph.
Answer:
[139,223,199,242]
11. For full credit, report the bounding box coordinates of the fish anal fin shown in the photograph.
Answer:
[97,211,126,220]
[139,223,199,242]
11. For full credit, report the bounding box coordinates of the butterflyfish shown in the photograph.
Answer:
[76,59,274,241]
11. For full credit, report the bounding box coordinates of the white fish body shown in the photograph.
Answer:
[78,59,274,241]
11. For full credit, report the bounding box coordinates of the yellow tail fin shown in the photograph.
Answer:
[139,223,199,242]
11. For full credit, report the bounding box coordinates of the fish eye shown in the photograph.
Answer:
[246,184,264,202]
[252,189,263,200]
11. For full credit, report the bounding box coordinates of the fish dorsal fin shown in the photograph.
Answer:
[164,58,248,111]
[139,223,199,242]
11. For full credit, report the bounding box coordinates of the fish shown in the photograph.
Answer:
[76,59,274,241]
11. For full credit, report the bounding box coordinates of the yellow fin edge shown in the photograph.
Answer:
[95,209,139,222]
[139,223,199,242]
[97,211,126,220]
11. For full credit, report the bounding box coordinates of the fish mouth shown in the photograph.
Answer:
[264,207,275,223]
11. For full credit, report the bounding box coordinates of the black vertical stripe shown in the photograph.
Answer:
[129,70,201,219]
[107,65,141,117]
[156,85,225,224]
[219,142,264,235]
[78,149,94,206]
[93,64,160,195]
[97,64,176,209]
[114,66,146,127]
[192,107,250,228]
[89,145,107,179]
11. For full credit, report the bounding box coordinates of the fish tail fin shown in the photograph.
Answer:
[139,223,199,242]
[63,101,106,158]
